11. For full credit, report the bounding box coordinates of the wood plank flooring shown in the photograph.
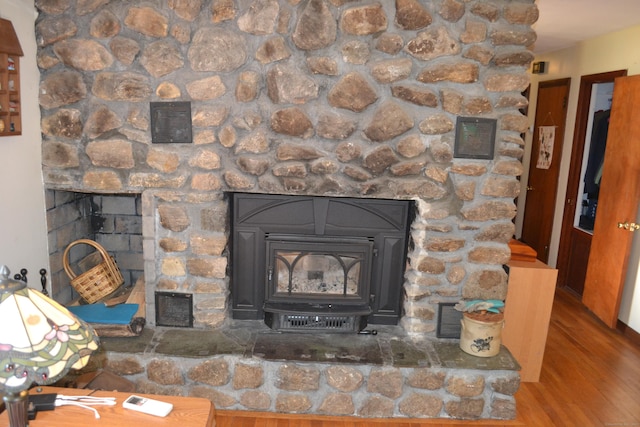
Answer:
[216,289,640,426]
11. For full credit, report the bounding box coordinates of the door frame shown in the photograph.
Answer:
[556,70,627,289]
[520,78,571,263]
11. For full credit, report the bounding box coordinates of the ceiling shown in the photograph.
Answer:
[532,0,640,54]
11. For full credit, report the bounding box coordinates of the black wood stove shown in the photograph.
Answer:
[230,193,412,333]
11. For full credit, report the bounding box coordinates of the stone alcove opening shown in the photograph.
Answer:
[45,189,143,304]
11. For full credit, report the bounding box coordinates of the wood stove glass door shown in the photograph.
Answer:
[265,236,373,306]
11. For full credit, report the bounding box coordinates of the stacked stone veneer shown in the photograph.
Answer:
[37,0,536,335]
[98,352,519,419]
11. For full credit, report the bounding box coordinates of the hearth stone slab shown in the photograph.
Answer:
[433,341,520,371]
[99,327,155,353]
[155,329,250,357]
[98,321,518,371]
[389,339,432,367]
[254,332,384,365]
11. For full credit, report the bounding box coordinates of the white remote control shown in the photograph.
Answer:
[123,395,173,417]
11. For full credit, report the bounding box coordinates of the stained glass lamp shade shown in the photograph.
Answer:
[0,265,99,426]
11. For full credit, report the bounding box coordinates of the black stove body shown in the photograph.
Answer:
[231,193,412,333]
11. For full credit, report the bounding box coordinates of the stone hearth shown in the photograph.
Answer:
[87,323,520,419]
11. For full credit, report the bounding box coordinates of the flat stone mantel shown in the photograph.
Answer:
[91,322,520,420]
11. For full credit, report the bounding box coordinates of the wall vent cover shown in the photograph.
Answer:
[265,312,366,333]
[150,101,192,144]
[437,302,462,338]
[155,291,193,327]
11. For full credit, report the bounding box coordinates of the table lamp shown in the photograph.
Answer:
[0,265,99,427]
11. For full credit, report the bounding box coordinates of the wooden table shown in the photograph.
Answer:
[0,386,215,427]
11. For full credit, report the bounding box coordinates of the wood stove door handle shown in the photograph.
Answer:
[268,266,273,282]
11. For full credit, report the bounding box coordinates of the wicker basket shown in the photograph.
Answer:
[63,239,124,304]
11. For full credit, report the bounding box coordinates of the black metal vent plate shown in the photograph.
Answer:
[265,312,365,333]
[155,291,193,327]
[150,101,192,143]
[437,302,462,338]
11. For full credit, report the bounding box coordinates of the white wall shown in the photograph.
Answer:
[516,25,640,331]
[0,0,48,286]
[619,205,640,330]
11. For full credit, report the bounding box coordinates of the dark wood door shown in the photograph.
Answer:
[521,79,570,262]
[564,229,592,295]
[582,74,640,328]
[556,71,626,294]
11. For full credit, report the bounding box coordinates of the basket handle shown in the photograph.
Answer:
[62,239,114,280]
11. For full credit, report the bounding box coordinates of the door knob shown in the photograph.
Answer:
[617,222,640,232]
[526,186,534,191]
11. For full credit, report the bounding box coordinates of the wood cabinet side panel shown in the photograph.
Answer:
[503,261,558,382]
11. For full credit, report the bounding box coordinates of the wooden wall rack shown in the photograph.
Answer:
[0,18,23,136]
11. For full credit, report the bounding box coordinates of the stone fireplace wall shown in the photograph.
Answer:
[37,0,535,334]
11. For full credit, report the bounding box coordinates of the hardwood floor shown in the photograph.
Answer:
[216,289,640,426]
[515,289,640,426]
